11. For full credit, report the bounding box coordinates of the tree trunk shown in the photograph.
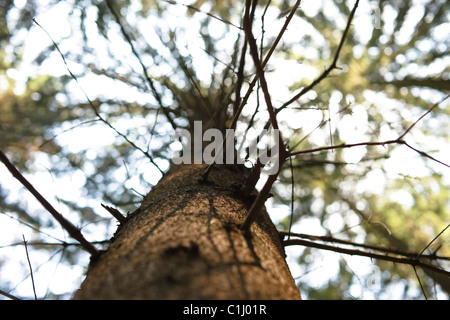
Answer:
[73,164,301,299]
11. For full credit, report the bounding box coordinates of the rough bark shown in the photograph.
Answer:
[74,164,301,299]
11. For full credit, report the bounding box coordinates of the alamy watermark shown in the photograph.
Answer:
[173,121,282,175]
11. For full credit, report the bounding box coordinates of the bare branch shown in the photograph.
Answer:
[232,36,248,120]
[289,139,401,157]
[243,0,279,131]
[289,139,450,169]
[279,230,450,261]
[162,0,243,31]
[402,141,450,169]
[104,0,178,132]
[231,0,303,130]
[287,151,295,239]
[277,0,360,112]
[413,265,427,299]
[283,238,450,278]
[398,93,450,140]
[0,150,99,256]
[22,235,37,300]
[417,224,450,258]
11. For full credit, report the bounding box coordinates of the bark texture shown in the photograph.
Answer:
[74,164,300,299]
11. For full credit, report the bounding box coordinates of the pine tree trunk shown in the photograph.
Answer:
[74,164,300,299]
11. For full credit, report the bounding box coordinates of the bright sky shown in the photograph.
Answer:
[1,0,448,299]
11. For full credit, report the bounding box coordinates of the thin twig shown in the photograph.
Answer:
[289,139,401,156]
[289,138,450,169]
[0,150,99,256]
[0,212,64,244]
[277,0,360,112]
[279,230,450,261]
[39,119,100,149]
[417,224,450,258]
[243,0,280,131]
[230,0,302,130]
[162,0,243,30]
[22,235,37,300]
[398,93,450,140]
[288,149,295,240]
[1,240,110,249]
[413,265,427,300]
[402,141,450,169]
[283,238,450,278]
[32,18,165,176]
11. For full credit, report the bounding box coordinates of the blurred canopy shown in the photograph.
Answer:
[0,0,449,299]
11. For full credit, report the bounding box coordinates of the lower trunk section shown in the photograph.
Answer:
[74,164,300,299]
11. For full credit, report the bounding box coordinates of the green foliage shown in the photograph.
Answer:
[0,0,448,299]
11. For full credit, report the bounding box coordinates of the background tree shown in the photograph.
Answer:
[0,0,449,299]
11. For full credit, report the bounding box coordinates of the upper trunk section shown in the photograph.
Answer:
[74,164,300,299]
